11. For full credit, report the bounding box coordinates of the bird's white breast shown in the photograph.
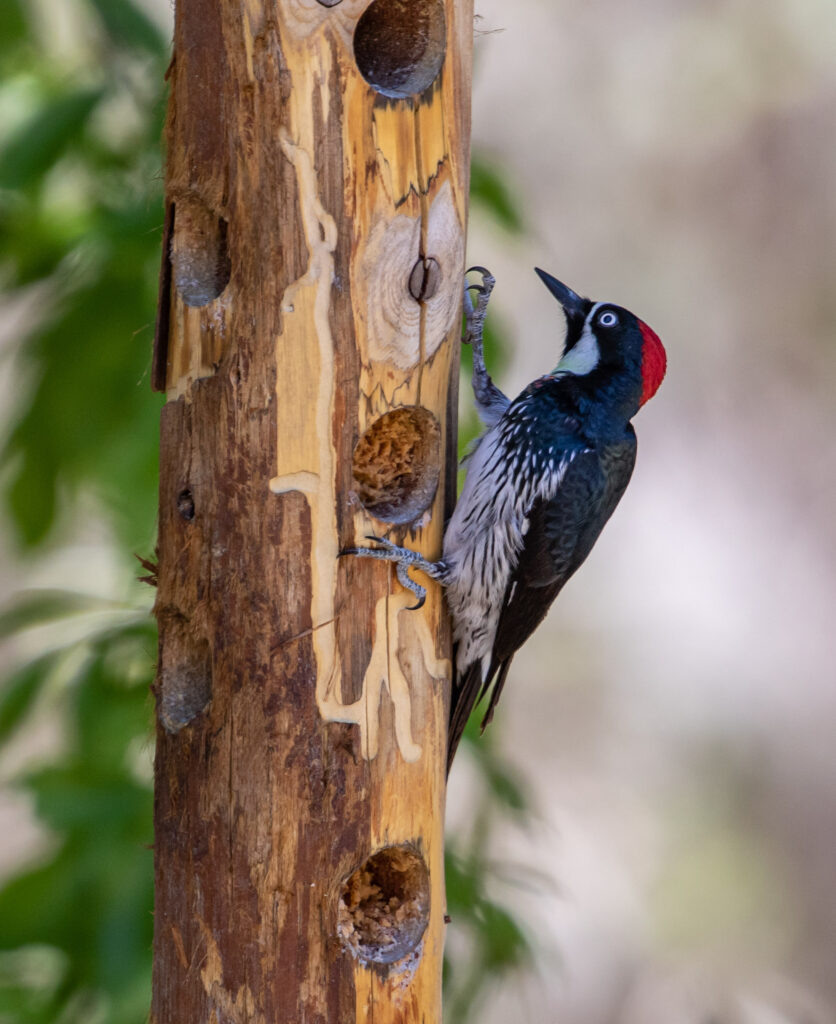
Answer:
[442,418,576,678]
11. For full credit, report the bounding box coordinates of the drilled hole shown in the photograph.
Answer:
[352,407,441,524]
[158,627,212,733]
[353,0,446,99]
[171,194,231,307]
[177,488,195,522]
[338,845,430,965]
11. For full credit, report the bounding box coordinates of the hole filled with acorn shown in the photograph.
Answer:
[353,0,446,99]
[170,193,231,307]
[352,406,441,525]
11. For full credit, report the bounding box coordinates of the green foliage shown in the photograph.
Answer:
[444,727,535,1023]
[0,656,51,746]
[0,603,155,1024]
[87,0,166,55]
[470,155,525,234]
[5,262,165,548]
[0,3,165,1019]
[0,88,105,192]
[0,3,534,1021]
[0,0,26,51]
[0,590,116,640]
[0,0,167,550]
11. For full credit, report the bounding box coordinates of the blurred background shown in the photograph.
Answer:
[1,1,835,1022]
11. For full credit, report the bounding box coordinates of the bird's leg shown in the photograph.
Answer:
[463,266,509,426]
[340,536,447,611]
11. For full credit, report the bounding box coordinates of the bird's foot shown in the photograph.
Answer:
[340,536,445,611]
[462,267,508,426]
[463,266,496,352]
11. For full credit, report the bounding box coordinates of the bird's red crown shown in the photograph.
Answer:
[638,321,666,406]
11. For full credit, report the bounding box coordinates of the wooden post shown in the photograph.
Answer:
[150,1,472,1021]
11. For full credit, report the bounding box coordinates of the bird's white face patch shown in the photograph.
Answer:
[555,302,603,377]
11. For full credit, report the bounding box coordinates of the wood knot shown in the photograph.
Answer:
[360,181,464,369]
[408,256,440,301]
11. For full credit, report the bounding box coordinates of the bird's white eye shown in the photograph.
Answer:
[598,310,618,327]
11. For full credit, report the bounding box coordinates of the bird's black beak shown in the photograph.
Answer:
[534,268,586,320]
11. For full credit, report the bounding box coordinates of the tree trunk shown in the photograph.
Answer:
[150,1,472,1021]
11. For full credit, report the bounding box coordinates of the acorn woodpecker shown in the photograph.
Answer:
[345,267,666,769]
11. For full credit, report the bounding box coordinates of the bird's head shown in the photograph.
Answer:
[535,267,667,411]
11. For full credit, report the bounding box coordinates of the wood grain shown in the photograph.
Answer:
[151,1,472,1020]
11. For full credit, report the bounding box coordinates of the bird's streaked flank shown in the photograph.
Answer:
[344,267,667,770]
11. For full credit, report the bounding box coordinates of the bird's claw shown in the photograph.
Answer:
[464,268,494,299]
[396,562,427,610]
[465,267,495,293]
[466,264,493,281]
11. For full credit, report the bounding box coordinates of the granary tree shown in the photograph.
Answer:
[151,0,473,1020]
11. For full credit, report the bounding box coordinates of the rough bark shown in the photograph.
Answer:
[150,1,472,1021]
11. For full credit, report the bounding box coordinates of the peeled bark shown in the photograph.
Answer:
[150,0,472,1020]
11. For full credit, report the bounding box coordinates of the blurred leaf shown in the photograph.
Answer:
[476,900,531,969]
[89,0,166,56]
[0,946,67,1024]
[444,846,534,1024]
[3,263,164,549]
[0,88,105,191]
[0,0,27,55]
[0,833,153,992]
[0,590,116,639]
[0,627,154,1024]
[5,447,58,549]
[470,155,524,234]
[445,850,481,913]
[459,705,486,746]
[0,604,155,1024]
[75,648,153,774]
[482,757,530,815]
[0,199,84,286]
[0,654,53,743]
[26,765,151,837]
[0,849,89,953]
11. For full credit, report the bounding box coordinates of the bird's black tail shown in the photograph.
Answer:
[480,657,513,732]
[447,660,482,773]
[446,655,514,774]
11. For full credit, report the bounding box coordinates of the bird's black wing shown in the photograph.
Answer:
[479,437,637,737]
[446,471,587,771]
